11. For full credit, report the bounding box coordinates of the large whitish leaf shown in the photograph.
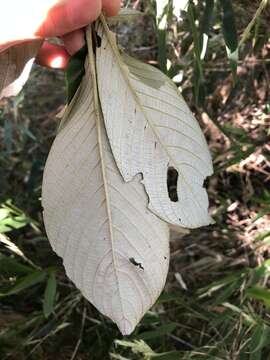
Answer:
[0,40,42,100]
[42,51,169,334]
[96,19,213,229]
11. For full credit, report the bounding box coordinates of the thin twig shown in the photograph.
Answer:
[239,0,269,47]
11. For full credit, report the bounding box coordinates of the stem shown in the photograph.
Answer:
[239,0,269,47]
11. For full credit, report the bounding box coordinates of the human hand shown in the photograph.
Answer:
[0,0,121,69]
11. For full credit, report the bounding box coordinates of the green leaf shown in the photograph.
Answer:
[0,202,36,233]
[156,1,171,73]
[0,214,29,233]
[220,0,238,51]
[187,2,205,105]
[200,0,214,60]
[199,269,247,296]
[0,253,33,276]
[249,323,270,360]
[115,339,154,355]
[246,287,270,307]
[215,145,255,174]
[3,116,13,154]
[219,0,239,82]
[152,351,182,359]
[250,261,270,286]
[138,323,177,340]
[43,272,57,318]
[212,278,244,306]
[65,44,87,104]
[255,230,270,242]
[0,270,46,297]
[110,354,130,360]
[158,29,167,73]
[0,209,9,221]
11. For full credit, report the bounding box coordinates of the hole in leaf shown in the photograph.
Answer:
[92,31,102,54]
[203,178,209,188]
[167,167,179,202]
[96,34,102,48]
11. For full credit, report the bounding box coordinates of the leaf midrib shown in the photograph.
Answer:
[86,26,126,321]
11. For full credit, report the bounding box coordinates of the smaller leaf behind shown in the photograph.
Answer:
[0,39,42,100]
[96,17,213,228]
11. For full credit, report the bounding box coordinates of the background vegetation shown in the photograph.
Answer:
[0,0,270,359]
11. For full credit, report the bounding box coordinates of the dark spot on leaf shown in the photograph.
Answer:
[167,167,179,202]
[154,142,157,149]
[164,256,167,260]
[129,257,144,270]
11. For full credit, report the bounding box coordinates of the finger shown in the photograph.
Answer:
[37,0,101,38]
[62,29,85,55]
[35,42,70,69]
[102,0,121,16]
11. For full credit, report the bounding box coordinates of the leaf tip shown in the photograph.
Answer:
[117,318,137,336]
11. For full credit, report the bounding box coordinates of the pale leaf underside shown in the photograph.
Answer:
[96,22,213,229]
[42,58,169,335]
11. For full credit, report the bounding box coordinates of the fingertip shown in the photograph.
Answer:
[102,0,121,16]
[62,29,85,55]
[36,0,102,38]
[36,42,70,69]
[66,0,102,28]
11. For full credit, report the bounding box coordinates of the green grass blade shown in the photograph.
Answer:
[187,2,205,105]
[249,323,270,360]
[43,271,57,318]
[246,287,270,307]
[200,0,214,60]
[0,253,33,276]
[137,323,177,340]
[219,0,239,83]
[0,270,46,297]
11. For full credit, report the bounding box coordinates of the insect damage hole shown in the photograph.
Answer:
[92,30,102,53]
[129,258,144,271]
[167,167,179,202]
